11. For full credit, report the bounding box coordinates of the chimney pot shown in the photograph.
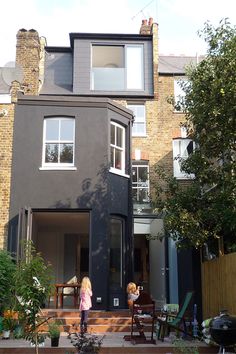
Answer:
[148,17,153,26]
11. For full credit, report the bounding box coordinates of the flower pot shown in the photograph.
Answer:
[51,336,60,347]
[2,330,10,339]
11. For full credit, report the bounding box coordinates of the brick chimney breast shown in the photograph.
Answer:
[16,29,41,95]
[139,19,151,35]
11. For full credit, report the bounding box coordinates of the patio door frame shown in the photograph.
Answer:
[17,206,32,261]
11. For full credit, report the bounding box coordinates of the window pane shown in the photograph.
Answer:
[92,68,125,90]
[172,139,195,178]
[116,126,123,148]
[92,46,125,91]
[92,46,124,68]
[138,188,149,203]
[110,218,122,288]
[132,164,149,203]
[60,120,74,141]
[127,46,143,90]
[132,189,138,202]
[46,120,59,140]
[139,167,148,184]
[136,105,145,118]
[110,147,114,168]
[110,122,125,172]
[132,167,138,183]
[128,104,146,136]
[110,124,115,145]
[133,122,145,135]
[60,144,73,163]
[45,144,58,163]
[115,149,122,170]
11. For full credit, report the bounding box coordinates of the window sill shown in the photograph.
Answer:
[173,110,184,114]
[132,134,147,138]
[39,166,77,171]
[175,175,195,180]
[109,168,130,179]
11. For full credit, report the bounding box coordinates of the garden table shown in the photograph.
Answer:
[54,283,80,308]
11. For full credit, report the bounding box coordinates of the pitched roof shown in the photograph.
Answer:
[159,55,205,74]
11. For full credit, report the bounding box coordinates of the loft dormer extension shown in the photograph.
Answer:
[71,33,153,97]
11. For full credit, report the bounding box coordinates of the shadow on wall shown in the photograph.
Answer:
[50,162,108,214]
[76,163,108,217]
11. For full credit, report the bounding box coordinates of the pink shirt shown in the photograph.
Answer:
[79,288,92,310]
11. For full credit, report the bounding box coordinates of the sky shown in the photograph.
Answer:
[0,0,235,67]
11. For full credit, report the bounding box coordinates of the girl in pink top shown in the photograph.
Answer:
[79,276,92,333]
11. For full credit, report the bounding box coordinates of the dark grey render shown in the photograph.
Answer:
[9,94,133,310]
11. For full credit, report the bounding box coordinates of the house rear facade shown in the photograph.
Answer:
[0,20,202,313]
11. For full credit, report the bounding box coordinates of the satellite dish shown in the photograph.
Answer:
[1,61,24,86]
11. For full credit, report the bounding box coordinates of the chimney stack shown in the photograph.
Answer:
[16,29,41,95]
[139,17,153,35]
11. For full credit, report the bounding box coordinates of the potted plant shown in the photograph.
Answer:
[48,320,61,347]
[70,332,104,353]
[2,317,15,339]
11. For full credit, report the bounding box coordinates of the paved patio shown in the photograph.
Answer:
[0,331,221,354]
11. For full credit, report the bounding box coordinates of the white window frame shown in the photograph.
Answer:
[172,138,195,179]
[110,121,125,175]
[42,117,75,169]
[91,44,144,91]
[174,78,186,112]
[132,163,149,203]
[127,104,146,137]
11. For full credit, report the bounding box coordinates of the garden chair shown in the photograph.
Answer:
[124,291,156,345]
[157,291,194,341]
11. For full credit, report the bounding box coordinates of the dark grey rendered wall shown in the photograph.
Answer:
[8,96,133,309]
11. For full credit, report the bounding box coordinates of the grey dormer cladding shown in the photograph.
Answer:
[41,47,73,94]
[41,33,154,97]
[70,33,153,97]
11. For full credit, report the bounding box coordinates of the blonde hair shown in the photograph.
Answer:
[81,276,92,291]
[127,282,137,294]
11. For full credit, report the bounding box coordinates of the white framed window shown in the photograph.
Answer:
[91,44,144,91]
[173,138,195,179]
[42,117,75,168]
[132,163,149,203]
[110,121,125,174]
[174,78,186,112]
[127,104,146,136]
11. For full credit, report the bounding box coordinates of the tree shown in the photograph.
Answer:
[15,241,53,354]
[153,19,236,250]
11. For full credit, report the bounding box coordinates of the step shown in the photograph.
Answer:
[40,309,133,333]
[42,309,130,318]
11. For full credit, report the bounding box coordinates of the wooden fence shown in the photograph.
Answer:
[201,252,236,319]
